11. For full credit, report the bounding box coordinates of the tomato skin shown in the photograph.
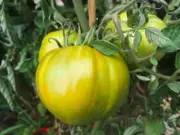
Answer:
[105,12,166,67]
[38,30,78,62]
[36,46,130,125]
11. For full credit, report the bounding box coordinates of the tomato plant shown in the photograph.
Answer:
[36,45,130,125]
[1,0,180,135]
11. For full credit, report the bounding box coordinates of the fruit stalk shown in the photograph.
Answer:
[112,13,126,49]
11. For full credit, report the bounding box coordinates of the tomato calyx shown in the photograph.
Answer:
[126,9,149,29]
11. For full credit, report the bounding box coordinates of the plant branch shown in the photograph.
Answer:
[166,19,180,25]
[110,0,138,15]
[72,0,89,32]
[140,67,170,80]
[112,13,126,49]
[132,67,180,82]
[88,0,96,27]
[136,92,148,112]
[169,69,180,81]
[97,0,138,39]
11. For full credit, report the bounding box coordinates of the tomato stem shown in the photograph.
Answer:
[72,0,89,32]
[142,68,170,80]
[136,92,148,112]
[112,13,126,49]
[166,19,180,25]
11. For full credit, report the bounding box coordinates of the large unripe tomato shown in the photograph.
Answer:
[36,46,130,125]
[38,30,77,62]
[105,12,166,67]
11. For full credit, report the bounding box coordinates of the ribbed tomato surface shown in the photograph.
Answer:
[36,46,130,125]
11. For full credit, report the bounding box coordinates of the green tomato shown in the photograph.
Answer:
[105,12,166,68]
[38,30,78,62]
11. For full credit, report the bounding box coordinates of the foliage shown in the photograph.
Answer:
[0,0,180,135]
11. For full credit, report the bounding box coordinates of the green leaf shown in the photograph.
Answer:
[152,0,167,5]
[0,78,14,111]
[22,128,32,135]
[53,11,66,23]
[144,119,165,135]
[169,6,180,14]
[16,59,32,73]
[162,25,180,52]
[14,125,35,135]
[0,1,13,47]
[95,130,105,135]
[110,123,122,135]
[145,27,177,52]
[92,40,120,56]
[167,82,180,93]
[37,102,47,116]
[123,125,143,135]
[12,24,28,40]
[148,75,159,95]
[168,113,180,123]
[42,0,53,25]
[48,130,57,135]
[138,11,147,28]
[127,9,139,28]
[33,51,39,68]
[33,0,41,9]
[171,0,180,7]
[0,60,7,69]
[174,131,180,135]
[136,74,150,81]
[76,24,83,45]
[162,25,180,44]
[150,57,158,66]
[15,46,29,70]
[175,52,180,69]
[20,1,33,22]
[7,65,16,93]
[0,124,25,135]
[134,31,142,51]
[83,25,96,45]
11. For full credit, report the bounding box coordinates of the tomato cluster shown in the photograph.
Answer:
[105,12,166,67]
[36,11,166,125]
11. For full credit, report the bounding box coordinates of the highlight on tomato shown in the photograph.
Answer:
[36,45,130,125]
